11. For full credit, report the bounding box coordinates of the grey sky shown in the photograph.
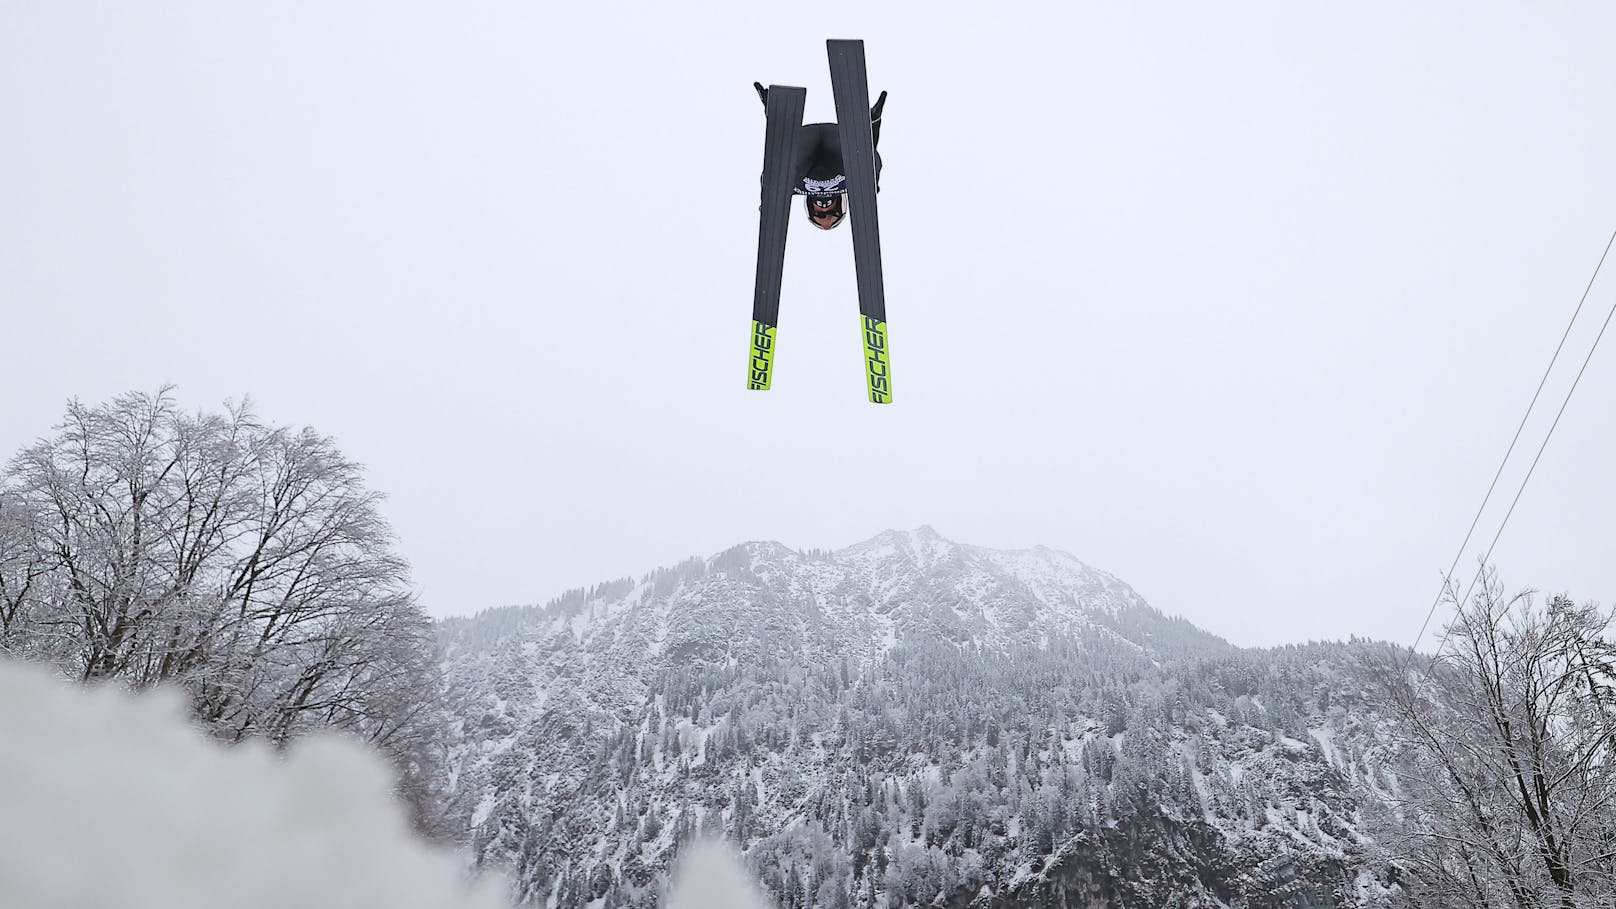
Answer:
[4,1,1613,649]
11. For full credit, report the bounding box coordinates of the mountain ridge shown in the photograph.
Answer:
[441,526,1229,661]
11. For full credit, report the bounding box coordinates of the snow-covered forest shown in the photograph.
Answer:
[439,533,1398,907]
[437,532,1616,908]
[3,392,1615,908]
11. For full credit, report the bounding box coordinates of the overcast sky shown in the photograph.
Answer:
[4,1,1613,649]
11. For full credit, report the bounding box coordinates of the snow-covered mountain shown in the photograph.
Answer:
[437,528,1402,908]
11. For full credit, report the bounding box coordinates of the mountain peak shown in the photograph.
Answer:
[840,526,961,572]
[852,525,948,545]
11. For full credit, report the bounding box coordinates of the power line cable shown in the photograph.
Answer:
[1407,226,1616,662]
[1428,262,1616,662]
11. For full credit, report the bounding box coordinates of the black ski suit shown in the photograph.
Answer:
[754,83,884,196]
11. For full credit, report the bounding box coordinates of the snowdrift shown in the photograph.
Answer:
[0,657,507,909]
[0,657,771,909]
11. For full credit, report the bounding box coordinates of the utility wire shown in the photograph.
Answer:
[1407,226,1616,662]
[1429,265,1616,662]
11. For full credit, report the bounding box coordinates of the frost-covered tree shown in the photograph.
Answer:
[0,388,447,829]
[1370,568,1616,908]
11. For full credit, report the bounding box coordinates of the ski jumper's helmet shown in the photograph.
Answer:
[805,194,846,230]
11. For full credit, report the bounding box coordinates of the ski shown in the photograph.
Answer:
[749,84,806,391]
[826,39,891,404]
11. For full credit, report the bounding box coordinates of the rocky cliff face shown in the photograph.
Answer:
[437,528,1402,908]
